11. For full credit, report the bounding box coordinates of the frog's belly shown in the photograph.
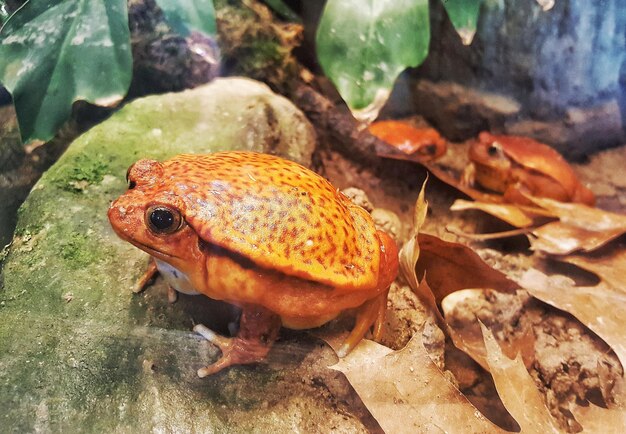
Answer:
[153,258,200,295]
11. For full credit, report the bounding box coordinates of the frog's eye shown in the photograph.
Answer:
[146,205,183,235]
[419,144,438,156]
[487,142,505,158]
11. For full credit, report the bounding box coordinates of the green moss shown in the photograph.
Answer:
[50,153,110,193]
[56,232,102,269]
[246,38,283,66]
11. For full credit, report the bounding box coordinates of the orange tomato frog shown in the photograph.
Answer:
[467,132,595,206]
[108,152,398,377]
[368,120,447,162]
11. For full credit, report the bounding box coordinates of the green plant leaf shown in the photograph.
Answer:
[154,0,216,37]
[316,0,429,113]
[0,1,9,27]
[263,0,301,22]
[0,0,132,144]
[440,0,482,45]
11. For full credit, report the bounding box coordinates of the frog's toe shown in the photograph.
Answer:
[193,323,272,377]
[193,324,233,350]
[167,286,178,304]
[193,307,281,377]
[337,290,388,358]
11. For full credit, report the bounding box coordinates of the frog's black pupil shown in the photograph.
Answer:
[487,144,499,156]
[423,144,437,155]
[150,209,174,231]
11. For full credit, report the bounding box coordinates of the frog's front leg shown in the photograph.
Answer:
[193,305,281,377]
[134,258,159,293]
[134,258,179,303]
[503,182,534,205]
[460,163,476,188]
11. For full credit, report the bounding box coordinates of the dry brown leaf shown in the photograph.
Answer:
[442,290,536,372]
[415,233,518,305]
[571,404,626,433]
[520,268,626,369]
[561,248,626,291]
[450,199,539,227]
[526,196,626,231]
[324,333,507,433]
[451,194,626,255]
[530,221,626,255]
[409,232,534,377]
[398,177,428,290]
[441,290,492,371]
[480,322,562,433]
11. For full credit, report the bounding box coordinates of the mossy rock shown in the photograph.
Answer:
[0,78,375,432]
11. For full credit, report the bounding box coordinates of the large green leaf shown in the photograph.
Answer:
[0,0,131,143]
[262,0,301,22]
[441,0,482,45]
[154,0,216,37]
[316,0,429,112]
[0,1,9,27]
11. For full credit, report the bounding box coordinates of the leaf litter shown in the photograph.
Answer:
[319,171,626,433]
[448,189,626,256]
[323,331,507,433]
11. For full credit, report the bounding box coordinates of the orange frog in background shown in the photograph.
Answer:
[368,120,447,162]
[108,152,398,377]
[467,132,595,206]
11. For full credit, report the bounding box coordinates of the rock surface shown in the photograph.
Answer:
[0,78,338,433]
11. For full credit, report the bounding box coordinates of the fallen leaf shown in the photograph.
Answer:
[571,404,626,434]
[480,323,562,433]
[415,233,518,305]
[325,334,507,433]
[525,196,626,232]
[398,177,428,290]
[442,289,536,372]
[450,195,626,255]
[406,227,534,378]
[529,222,626,255]
[450,199,554,228]
[560,248,626,291]
[441,289,492,371]
[520,268,626,369]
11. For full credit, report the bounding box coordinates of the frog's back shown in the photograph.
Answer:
[164,152,381,290]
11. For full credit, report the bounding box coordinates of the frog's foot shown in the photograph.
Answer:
[503,183,534,206]
[167,286,178,304]
[193,306,281,377]
[337,289,389,358]
[461,164,476,188]
[134,258,159,293]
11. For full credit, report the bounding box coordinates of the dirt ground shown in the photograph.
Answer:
[313,123,626,432]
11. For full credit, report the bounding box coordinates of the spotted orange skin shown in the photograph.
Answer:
[108,152,398,330]
[470,132,595,206]
[369,120,447,161]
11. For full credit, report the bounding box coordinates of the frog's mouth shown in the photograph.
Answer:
[127,239,179,261]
